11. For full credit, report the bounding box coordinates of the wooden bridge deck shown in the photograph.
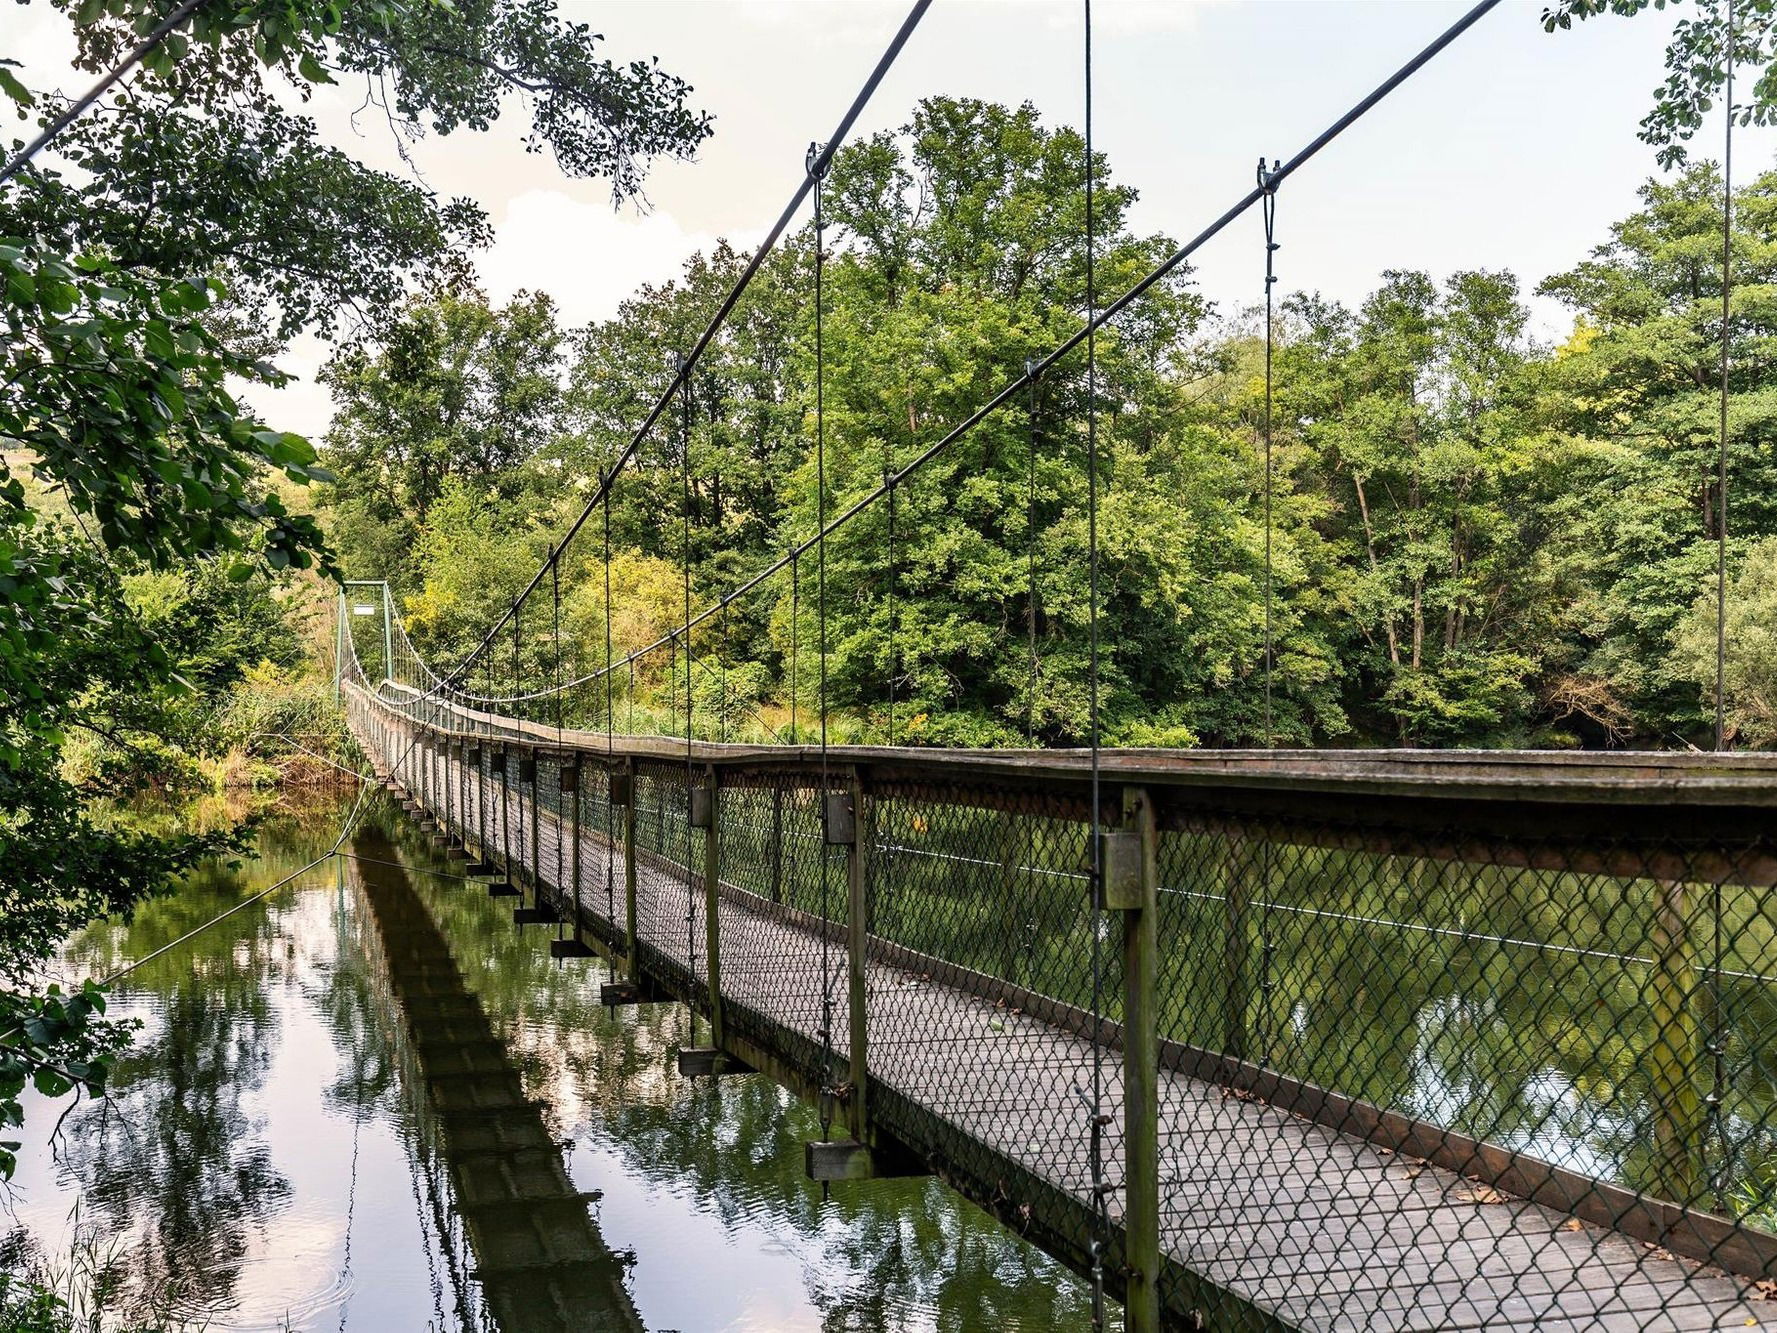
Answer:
[382,748,1772,1333]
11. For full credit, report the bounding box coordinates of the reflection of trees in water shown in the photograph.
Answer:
[400,836,1102,1331]
[40,796,360,1325]
[52,880,296,1321]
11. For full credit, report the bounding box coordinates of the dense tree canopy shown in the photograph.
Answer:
[0,0,710,1176]
[329,97,1775,755]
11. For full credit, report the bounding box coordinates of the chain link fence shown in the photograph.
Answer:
[344,680,1777,1330]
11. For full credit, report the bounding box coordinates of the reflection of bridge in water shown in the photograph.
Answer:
[347,680,1777,1331]
[350,830,645,1333]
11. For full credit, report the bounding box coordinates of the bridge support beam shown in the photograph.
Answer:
[599,977,662,1006]
[526,754,541,910]
[697,769,727,1052]
[804,1137,927,1183]
[677,1047,749,1077]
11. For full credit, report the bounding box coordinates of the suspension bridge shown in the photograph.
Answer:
[318,0,1777,1328]
[341,675,1777,1331]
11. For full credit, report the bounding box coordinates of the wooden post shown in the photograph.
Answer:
[1649,878,1702,1203]
[1121,786,1161,1333]
[846,774,871,1142]
[528,755,541,895]
[770,785,785,904]
[702,765,725,1050]
[499,749,511,878]
[1223,833,1256,1063]
[624,761,639,979]
[1001,810,1021,986]
[570,762,585,942]
[476,746,488,864]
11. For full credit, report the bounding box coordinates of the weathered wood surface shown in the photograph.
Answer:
[376,682,1777,808]
[411,749,1773,1332]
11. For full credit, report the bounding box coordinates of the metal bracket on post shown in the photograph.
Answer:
[518,756,537,784]
[489,749,507,777]
[609,770,633,807]
[823,792,856,846]
[560,764,579,793]
[1095,826,1143,911]
[689,786,715,829]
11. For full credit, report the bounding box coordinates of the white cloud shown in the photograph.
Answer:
[1033,0,1228,35]
[243,192,764,438]
[477,188,759,329]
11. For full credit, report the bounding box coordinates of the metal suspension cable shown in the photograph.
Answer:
[401,0,930,707]
[885,469,898,745]
[603,481,618,982]
[812,140,837,1152]
[680,349,699,1047]
[1710,0,1738,1207]
[1259,157,1281,749]
[1716,0,1735,754]
[513,0,1503,708]
[790,548,800,740]
[1081,2,1108,1324]
[0,0,208,186]
[552,551,569,949]
[1027,358,1041,746]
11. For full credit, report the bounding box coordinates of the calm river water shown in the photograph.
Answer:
[4,792,1110,1332]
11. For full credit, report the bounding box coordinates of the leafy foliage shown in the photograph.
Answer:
[338,99,1777,758]
[0,0,712,1175]
[1544,0,1777,167]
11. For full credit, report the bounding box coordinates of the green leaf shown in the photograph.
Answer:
[0,66,36,110]
[297,52,334,85]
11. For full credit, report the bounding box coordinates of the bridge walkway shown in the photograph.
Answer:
[363,735,1771,1333]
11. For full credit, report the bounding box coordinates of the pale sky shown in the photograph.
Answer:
[11,0,1771,438]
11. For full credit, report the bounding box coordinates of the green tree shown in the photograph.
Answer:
[0,0,713,1177]
[7,0,712,348]
[1675,535,1777,744]
[1283,270,1560,744]
[1544,0,1770,168]
[1537,164,1777,741]
[321,289,567,586]
[780,98,1205,745]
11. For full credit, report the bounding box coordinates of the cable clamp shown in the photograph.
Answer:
[806,140,829,181]
[1256,155,1282,194]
